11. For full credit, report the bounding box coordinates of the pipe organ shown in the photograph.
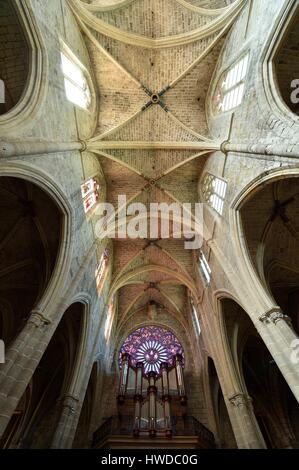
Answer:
[117,353,187,437]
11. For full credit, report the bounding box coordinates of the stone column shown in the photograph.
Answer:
[257,307,299,403]
[228,393,266,449]
[201,306,266,449]
[0,310,54,439]
[51,395,80,449]
[0,241,97,442]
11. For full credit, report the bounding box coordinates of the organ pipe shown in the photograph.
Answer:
[117,352,130,403]
[135,362,143,397]
[133,362,143,435]
[148,371,157,436]
[161,362,169,397]
[175,354,187,404]
[161,362,172,434]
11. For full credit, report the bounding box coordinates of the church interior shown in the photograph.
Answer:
[0,0,299,449]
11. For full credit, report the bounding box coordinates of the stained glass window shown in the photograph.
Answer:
[81,178,100,214]
[119,326,184,376]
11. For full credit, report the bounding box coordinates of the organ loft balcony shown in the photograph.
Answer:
[92,415,215,450]
[92,350,215,449]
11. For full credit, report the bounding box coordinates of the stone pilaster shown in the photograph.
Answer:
[228,392,266,449]
[51,395,81,449]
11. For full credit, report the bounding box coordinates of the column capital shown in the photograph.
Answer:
[229,392,252,408]
[259,307,292,325]
[28,310,52,328]
[58,394,80,413]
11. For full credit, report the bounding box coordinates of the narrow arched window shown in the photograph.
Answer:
[60,42,91,110]
[198,250,212,285]
[213,53,249,114]
[190,297,201,337]
[202,173,227,215]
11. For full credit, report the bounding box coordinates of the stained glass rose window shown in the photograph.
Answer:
[119,326,184,376]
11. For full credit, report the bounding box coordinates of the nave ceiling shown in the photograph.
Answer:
[69,0,244,335]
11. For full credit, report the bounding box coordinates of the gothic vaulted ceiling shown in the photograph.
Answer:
[69,0,244,335]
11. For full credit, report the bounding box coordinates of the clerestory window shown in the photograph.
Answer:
[213,53,249,114]
[202,173,227,215]
[190,298,201,337]
[199,250,212,285]
[60,45,91,110]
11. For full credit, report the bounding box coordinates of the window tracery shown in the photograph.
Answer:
[119,326,184,376]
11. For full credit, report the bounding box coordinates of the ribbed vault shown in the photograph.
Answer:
[70,0,245,336]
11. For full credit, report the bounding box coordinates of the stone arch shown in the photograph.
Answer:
[231,169,299,332]
[110,318,193,418]
[108,264,198,303]
[0,171,72,350]
[117,295,189,336]
[115,321,191,374]
[212,294,269,448]
[230,167,299,310]
[0,164,73,317]
[72,362,104,449]
[261,0,299,124]
[207,356,237,449]
[0,302,86,449]
[61,294,92,397]
[273,4,299,116]
[0,0,47,130]
[220,296,299,448]
[214,290,248,388]
[242,333,299,448]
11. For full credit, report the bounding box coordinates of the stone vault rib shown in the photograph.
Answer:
[69,0,246,49]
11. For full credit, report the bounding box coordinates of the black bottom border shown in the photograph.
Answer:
[0,449,298,468]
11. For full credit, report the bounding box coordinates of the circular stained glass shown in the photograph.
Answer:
[119,326,184,376]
